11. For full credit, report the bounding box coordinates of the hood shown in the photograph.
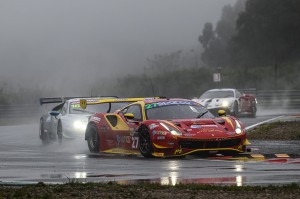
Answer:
[167,118,241,138]
[199,98,235,109]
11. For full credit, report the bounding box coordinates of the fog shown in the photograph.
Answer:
[0,0,236,95]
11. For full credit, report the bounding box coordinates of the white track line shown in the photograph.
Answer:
[245,116,285,131]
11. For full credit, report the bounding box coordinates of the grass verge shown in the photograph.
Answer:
[1,182,300,199]
[248,121,300,140]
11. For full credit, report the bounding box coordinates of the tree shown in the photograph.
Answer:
[231,0,300,66]
[199,0,246,68]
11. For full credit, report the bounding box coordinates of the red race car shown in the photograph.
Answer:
[82,98,250,158]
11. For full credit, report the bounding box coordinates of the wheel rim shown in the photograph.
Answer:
[140,132,151,154]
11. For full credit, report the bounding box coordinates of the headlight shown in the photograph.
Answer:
[73,120,87,131]
[222,100,230,107]
[234,120,242,134]
[160,123,182,136]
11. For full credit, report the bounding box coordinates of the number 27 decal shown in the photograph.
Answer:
[132,137,139,149]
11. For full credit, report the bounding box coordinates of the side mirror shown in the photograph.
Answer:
[218,110,226,117]
[124,113,135,120]
[50,111,60,117]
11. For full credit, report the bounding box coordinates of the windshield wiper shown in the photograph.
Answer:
[196,111,208,118]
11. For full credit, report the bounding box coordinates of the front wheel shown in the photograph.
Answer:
[86,124,99,153]
[57,121,63,144]
[139,126,154,158]
[39,119,49,145]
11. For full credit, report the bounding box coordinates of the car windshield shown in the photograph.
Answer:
[200,90,234,99]
[70,102,129,114]
[145,101,214,120]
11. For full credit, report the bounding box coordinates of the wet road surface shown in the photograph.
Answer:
[0,114,300,186]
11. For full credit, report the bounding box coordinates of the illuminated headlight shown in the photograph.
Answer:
[235,120,242,134]
[222,100,230,107]
[73,120,87,131]
[160,123,182,136]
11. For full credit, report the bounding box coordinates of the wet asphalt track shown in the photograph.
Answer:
[0,113,300,186]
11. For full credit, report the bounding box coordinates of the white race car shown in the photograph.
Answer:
[193,88,257,117]
[39,97,127,144]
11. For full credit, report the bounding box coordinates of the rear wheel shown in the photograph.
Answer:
[39,119,49,145]
[139,126,154,158]
[86,124,99,153]
[57,121,63,144]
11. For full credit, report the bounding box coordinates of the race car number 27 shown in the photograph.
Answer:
[132,137,139,149]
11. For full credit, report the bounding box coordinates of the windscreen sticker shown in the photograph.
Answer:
[145,101,197,109]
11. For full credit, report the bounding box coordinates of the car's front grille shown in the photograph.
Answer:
[179,138,241,149]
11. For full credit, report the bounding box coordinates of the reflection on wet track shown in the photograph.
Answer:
[0,114,300,186]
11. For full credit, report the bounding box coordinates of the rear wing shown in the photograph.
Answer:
[79,97,163,109]
[39,96,118,106]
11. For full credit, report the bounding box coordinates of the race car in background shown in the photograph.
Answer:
[83,98,250,158]
[193,88,257,117]
[39,96,127,144]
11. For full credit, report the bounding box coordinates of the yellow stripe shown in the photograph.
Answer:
[224,117,234,128]
[250,154,265,160]
[275,154,290,158]
[153,142,169,149]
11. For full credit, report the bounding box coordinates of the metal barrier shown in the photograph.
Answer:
[0,104,41,119]
[1,90,300,120]
[240,89,300,110]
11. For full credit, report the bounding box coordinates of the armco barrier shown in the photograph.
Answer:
[1,90,300,119]
[240,89,300,110]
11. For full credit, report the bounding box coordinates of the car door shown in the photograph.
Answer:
[118,104,143,151]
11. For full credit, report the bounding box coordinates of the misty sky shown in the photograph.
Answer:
[0,0,236,93]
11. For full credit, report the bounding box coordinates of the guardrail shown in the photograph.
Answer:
[240,89,300,110]
[0,90,300,120]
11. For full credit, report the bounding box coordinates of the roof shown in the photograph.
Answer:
[205,88,236,92]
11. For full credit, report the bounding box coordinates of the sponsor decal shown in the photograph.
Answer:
[129,128,135,136]
[226,132,236,136]
[191,125,201,128]
[100,126,109,132]
[145,101,198,109]
[152,130,157,136]
[149,123,159,130]
[116,135,131,146]
[157,131,168,135]
[174,149,182,154]
[184,133,196,137]
[91,116,101,123]
[156,136,165,140]
[201,124,217,128]
[153,152,164,157]
[131,137,139,149]
[167,142,175,146]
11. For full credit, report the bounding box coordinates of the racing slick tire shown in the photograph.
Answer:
[86,124,99,153]
[250,105,257,118]
[138,126,154,158]
[57,120,63,145]
[39,119,49,145]
[232,101,239,117]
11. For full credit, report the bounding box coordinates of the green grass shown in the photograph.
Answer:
[248,121,300,140]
